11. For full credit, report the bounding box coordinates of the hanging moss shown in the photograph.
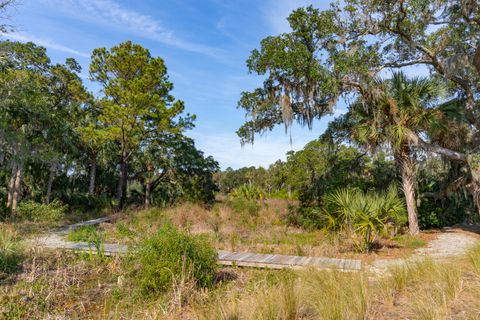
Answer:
[467,154,480,182]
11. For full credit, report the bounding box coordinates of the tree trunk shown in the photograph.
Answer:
[6,161,17,209]
[116,159,128,209]
[396,149,420,236]
[145,181,151,208]
[46,162,57,204]
[88,153,97,195]
[467,154,480,212]
[474,43,480,76]
[11,160,23,213]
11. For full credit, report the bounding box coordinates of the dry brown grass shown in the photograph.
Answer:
[99,201,429,262]
[0,238,479,319]
[192,246,480,320]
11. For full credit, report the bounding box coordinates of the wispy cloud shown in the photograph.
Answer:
[42,0,221,58]
[3,32,90,58]
[263,0,314,34]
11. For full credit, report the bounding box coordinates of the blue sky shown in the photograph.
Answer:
[4,0,343,169]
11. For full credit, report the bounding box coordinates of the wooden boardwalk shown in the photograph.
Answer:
[35,216,362,271]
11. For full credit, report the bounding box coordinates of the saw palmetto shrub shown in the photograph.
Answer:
[322,185,407,252]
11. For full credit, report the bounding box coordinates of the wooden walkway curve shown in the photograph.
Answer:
[34,216,362,272]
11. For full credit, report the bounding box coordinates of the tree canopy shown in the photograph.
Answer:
[237,0,480,233]
[0,40,218,215]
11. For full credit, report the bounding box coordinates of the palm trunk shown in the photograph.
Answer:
[46,162,57,204]
[396,149,420,236]
[88,153,97,195]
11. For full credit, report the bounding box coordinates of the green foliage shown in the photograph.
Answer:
[229,184,265,200]
[322,186,407,251]
[418,198,466,229]
[128,224,217,297]
[67,194,113,212]
[0,226,23,276]
[16,200,67,222]
[235,0,480,231]
[66,225,98,242]
[218,141,397,210]
[283,205,323,231]
[228,197,261,218]
[115,222,135,239]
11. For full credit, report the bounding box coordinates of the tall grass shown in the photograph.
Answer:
[195,269,369,320]
[0,225,23,276]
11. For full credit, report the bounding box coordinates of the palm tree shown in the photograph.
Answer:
[348,72,444,235]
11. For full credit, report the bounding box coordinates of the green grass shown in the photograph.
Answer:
[66,225,99,242]
[0,226,23,276]
[393,234,427,249]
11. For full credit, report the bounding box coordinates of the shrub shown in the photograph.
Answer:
[229,185,266,200]
[16,200,67,222]
[269,189,298,200]
[418,198,466,229]
[283,205,323,230]
[228,196,260,217]
[322,185,407,251]
[129,224,217,297]
[67,194,113,212]
[67,225,99,242]
[0,226,23,276]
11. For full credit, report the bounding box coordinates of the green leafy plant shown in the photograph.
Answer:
[229,185,266,200]
[67,225,98,242]
[16,200,67,222]
[322,185,407,251]
[228,196,261,218]
[0,226,23,276]
[128,224,217,297]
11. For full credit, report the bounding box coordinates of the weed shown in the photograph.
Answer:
[16,200,67,223]
[115,222,135,239]
[66,225,98,242]
[0,225,23,276]
[127,223,217,297]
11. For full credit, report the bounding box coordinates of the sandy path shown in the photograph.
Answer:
[370,229,479,275]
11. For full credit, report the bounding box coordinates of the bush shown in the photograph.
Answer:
[129,224,217,297]
[67,194,113,212]
[283,205,323,230]
[67,225,99,242]
[270,189,298,200]
[322,185,407,251]
[16,200,67,222]
[229,185,266,200]
[228,196,260,217]
[418,198,466,229]
[0,226,23,276]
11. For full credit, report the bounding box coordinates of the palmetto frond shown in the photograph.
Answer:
[322,186,407,251]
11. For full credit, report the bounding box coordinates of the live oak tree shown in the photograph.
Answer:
[89,41,194,208]
[237,1,480,234]
[0,41,85,211]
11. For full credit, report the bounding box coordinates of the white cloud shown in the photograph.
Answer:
[42,0,221,58]
[4,32,90,58]
[263,0,315,34]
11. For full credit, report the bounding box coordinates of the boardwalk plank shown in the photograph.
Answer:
[36,218,362,272]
